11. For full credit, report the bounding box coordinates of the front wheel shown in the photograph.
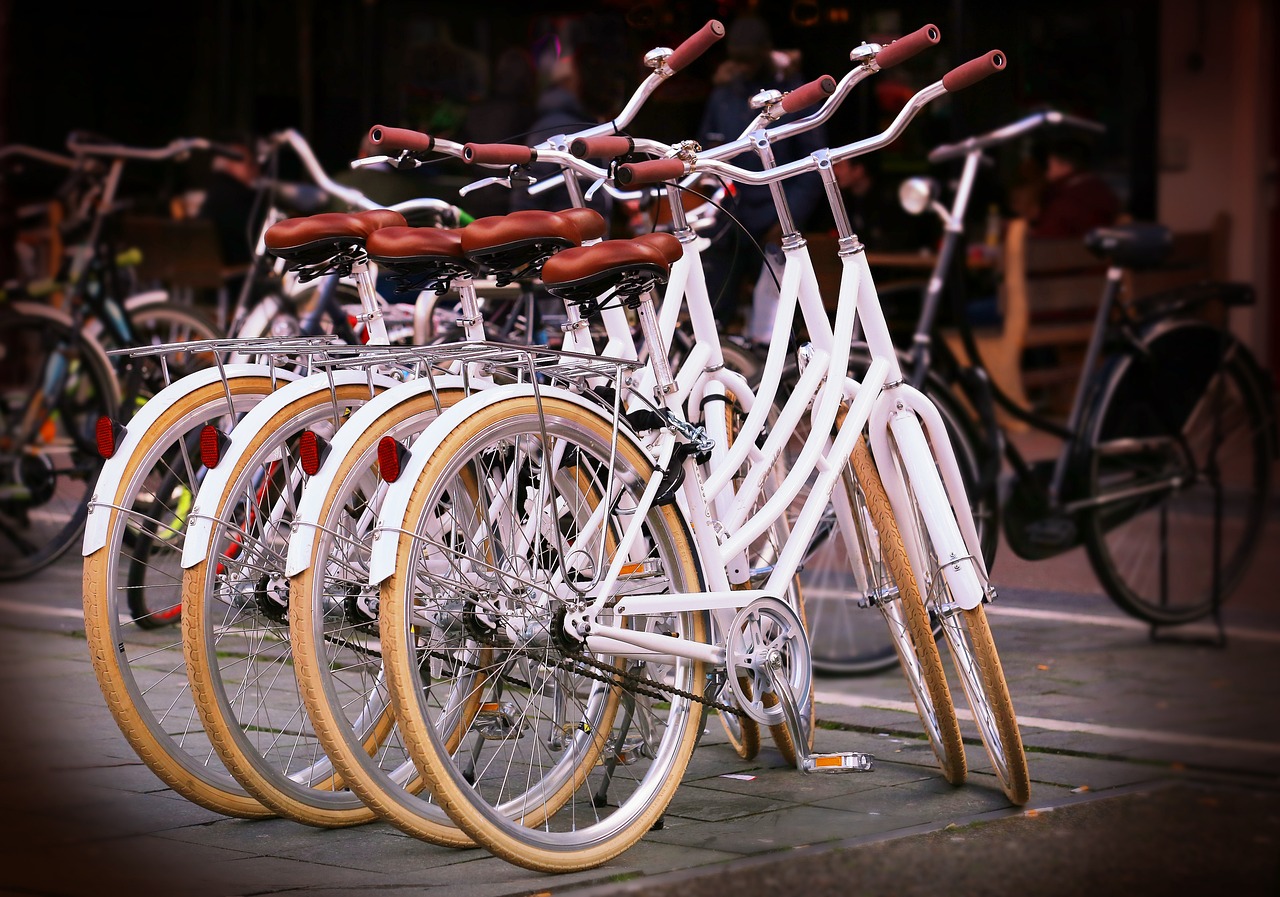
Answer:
[849,437,965,785]
[1082,321,1272,624]
[883,424,1029,804]
[775,349,997,675]
[379,395,707,872]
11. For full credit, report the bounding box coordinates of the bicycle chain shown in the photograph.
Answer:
[421,639,744,717]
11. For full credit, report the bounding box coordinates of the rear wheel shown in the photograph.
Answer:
[1083,322,1272,624]
[288,388,473,846]
[182,384,385,826]
[0,305,117,579]
[380,396,707,872]
[82,376,278,817]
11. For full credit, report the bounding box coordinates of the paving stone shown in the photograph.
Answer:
[644,804,891,855]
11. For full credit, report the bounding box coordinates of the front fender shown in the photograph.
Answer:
[82,364,293,555]
[283,375,464,578]
[179,368,402,569]
[367,383,612,586]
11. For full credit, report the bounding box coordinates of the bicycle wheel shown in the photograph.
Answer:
[109,300,224,405]
[884,428,1029,804]
[288,386,474,846]
[82,375,278,817]
[182,382,386,827]
[380,394,708,872]
[849,437,965,784]
[790,351,996,674]
[1,304,117,579]
[1082,321,1272,624]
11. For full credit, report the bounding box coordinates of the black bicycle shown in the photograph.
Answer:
[893,110,1274,629]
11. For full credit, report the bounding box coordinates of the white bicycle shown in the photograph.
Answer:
[365,46,1025,873]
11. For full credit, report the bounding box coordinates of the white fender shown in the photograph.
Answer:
[14,301,122,409]
[82,364,291,555]
[122,290,172,311]
[180,369,402,569]
[283,374,464,578]
[368,383,614,586]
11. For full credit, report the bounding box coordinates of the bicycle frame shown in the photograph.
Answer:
[366,58,1005,672]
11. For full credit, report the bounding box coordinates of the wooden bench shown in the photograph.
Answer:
[944,214,1230,419]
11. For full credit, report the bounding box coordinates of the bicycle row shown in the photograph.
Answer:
[81,10,1276,872]
[80,22,1035,873]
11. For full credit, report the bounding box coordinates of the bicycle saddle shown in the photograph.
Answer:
[1083,223,1172,270]
[265,209,407,257]
[540,237,673,309]
[366,226,478,295]
[460,209,606,286]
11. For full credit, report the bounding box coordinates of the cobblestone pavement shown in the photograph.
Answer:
[2,514,1277,897]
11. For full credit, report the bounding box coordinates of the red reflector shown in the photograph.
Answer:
[378,436,408,483]
[348,314,370,345]
[95,417,125,459]
[201,425,229,469]
[299,430,328,476]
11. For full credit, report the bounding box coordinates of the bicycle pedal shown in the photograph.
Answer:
[801,752,874,773]
[474,702,527,740]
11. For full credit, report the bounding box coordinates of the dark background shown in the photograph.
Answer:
[0,0,1160,223]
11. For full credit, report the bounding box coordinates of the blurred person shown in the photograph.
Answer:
[696,14,827,331]
[1028,135,1121,238]
[460,47,537,146]
[199,143,259,272]
[829,157,935,252]
[458,46,538,218]
[510,53,613,218]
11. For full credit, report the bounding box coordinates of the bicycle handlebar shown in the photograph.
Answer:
[460,144,609,184]
[65,132,244,163]
[664,19,726,73]
[260,129,381,211]
[926,108,1104,164]
[258,128,460,221]
[615,158,689,188]
[569,136,636,160]
[874,23,941,69]
[366,125,467,163]
[462,143,536,166]
[367,125,437,154]
[941,49,1005,91]
[779,75,838,115]
[564,79,831,163]
[0,144,77,169]
[619,49,1007,189]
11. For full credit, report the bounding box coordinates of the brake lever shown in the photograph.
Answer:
[458,173,539,197]
[350,155,393,169]
[584,176,608,202]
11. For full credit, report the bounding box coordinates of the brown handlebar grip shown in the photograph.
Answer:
[570,136,635,159]
[665,20,726,73]
[942,50,1007,92]
[462,143,536,165]
[779,75,837,114]
[367,125,435,153]
[875,24,942,69]
[615,158,688,187]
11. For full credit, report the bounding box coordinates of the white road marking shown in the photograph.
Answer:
[984,604,1280,643]
[0,599,85,620]
[815,690,1280,755]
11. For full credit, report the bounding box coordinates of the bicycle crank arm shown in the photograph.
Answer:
[767,652,875,775]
